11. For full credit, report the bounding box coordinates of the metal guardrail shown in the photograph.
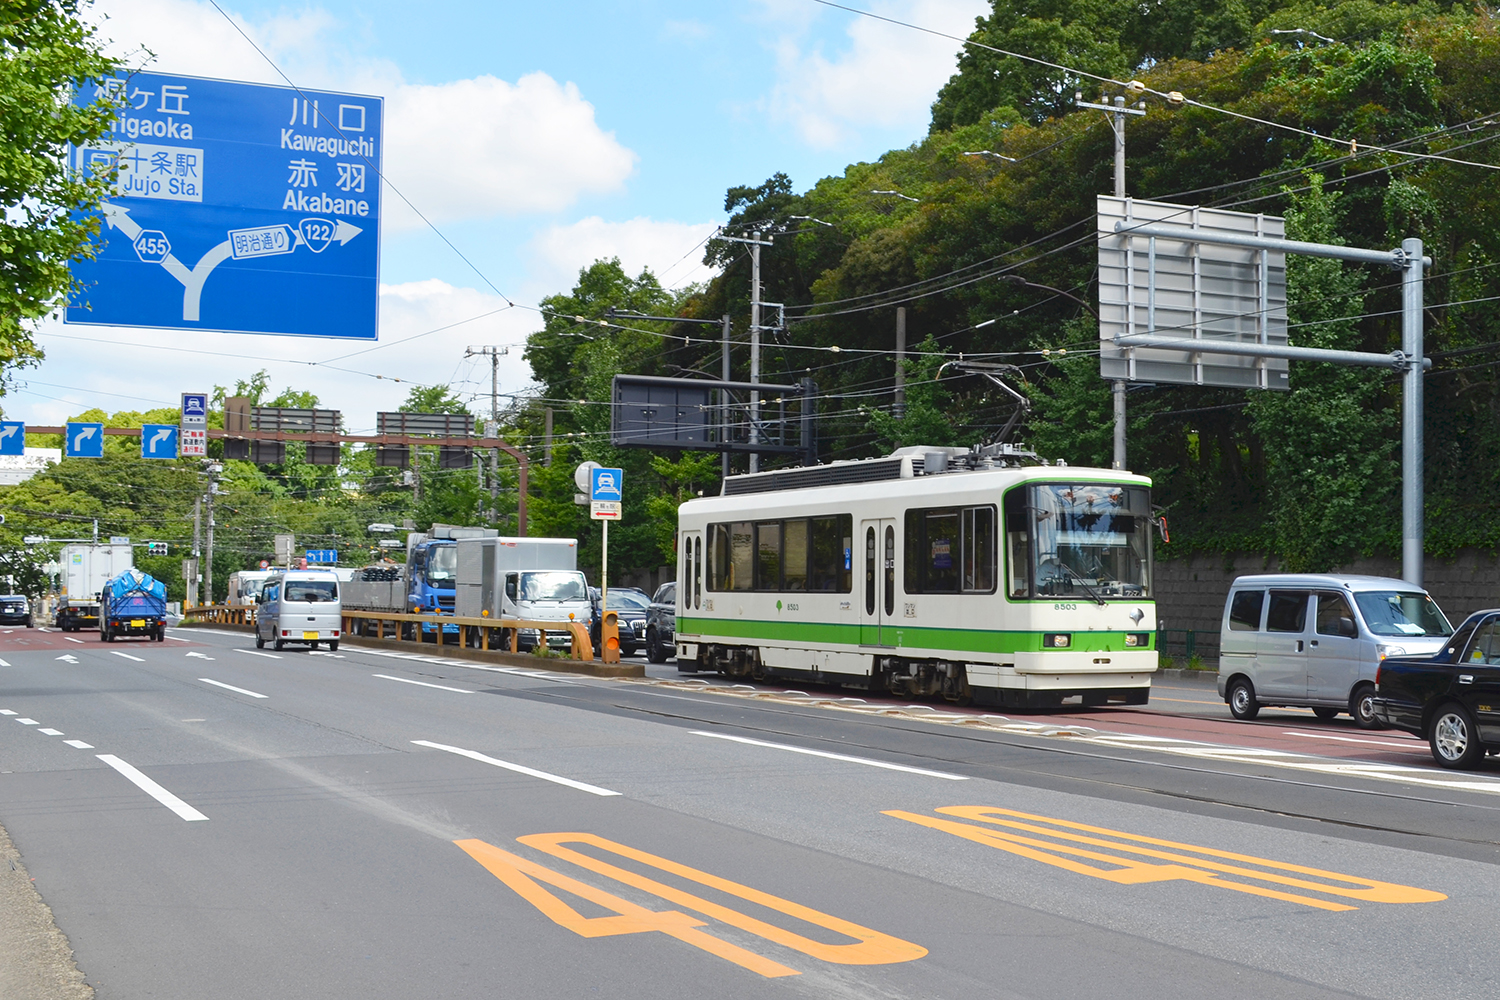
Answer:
[182,605,257,626]
[182,604,619,663]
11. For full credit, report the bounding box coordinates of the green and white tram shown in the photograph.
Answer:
[671,448,1157,707]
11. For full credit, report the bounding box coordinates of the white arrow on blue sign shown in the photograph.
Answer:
[590,467,624,502]
[0,421,23,457]
[142,424,179,459]
[65,422,104,458]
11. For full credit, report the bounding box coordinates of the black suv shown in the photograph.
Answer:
[589,587,650,656]
[645,581,676,663]
[0,595,32,627]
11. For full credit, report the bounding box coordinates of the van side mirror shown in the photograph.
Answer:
[1338,616,1356,638]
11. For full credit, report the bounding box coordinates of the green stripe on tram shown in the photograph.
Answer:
[677,617,1155,654]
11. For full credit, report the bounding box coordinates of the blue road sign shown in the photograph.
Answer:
[590,467,624,502]
[66,72,382,340]
[181,392,207,425]
[305,549,337,564]
[142,424,179,459]
[0,421,23,457]
[66,422,104,458]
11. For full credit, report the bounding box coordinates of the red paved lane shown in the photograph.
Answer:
[0,628,209,652]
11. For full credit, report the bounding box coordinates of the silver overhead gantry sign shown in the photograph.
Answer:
[1098,196,1431,586]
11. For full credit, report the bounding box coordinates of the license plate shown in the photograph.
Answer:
[303,630,319,640]
[130,619,146,627]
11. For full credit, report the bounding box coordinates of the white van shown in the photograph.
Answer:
[1217,574,1452,727]
[255,570,342,651]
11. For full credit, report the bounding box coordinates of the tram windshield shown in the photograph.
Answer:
[1006,483,1151,599]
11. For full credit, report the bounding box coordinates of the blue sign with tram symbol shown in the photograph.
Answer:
[65,72,382,340]
[66,422,104,458]
[0,421,23,457]
[141,424,179,459]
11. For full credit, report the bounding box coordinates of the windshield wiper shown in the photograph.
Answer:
[1057,562,1107,607]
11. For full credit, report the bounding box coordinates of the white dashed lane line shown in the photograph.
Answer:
[38,728,63,736]
[234,649,282,660]
[110,651,145,662]
[373,674,474,694]
[64,739,93,749]
[96,754,208,822]
[411,740,620,796]
[198,678,268,699]
[63,637,84,644]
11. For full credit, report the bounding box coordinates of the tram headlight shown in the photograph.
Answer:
[1123,632,1150,647]
[1044,633,1071,648]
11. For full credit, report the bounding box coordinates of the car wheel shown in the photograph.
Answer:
[329,641,339,652]
[1349,683,1382,730]
[1429,703,1486,770]
[255,635,265,649]
[1227,677,1260,720]
[1312,707,1338,721]
[308,641,318,650]
[645,628,665,664]
[274,639,285,651]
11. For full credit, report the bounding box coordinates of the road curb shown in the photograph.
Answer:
[0,823,93,1000]
[1158,667,1219,685]
[174,620,643,678]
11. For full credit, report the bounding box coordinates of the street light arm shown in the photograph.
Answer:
[999,274,1099,319]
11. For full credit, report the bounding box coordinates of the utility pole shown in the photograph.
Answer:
[204,462,220,605]
[543,408,553,467]
[467,345,508,527]
[894,306,907,422]
[1077,91,1143,470]
[721,313,731,479]
[716,232,775,473]
[189,498,201,607]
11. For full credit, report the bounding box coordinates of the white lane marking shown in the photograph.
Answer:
[110,651,145,662]
[38,728,63,736]
[198,678,268,699]
[64,740,94,749]
[95,754,208,822]
[64,636,84,644]
[691,730,969,780]
[411,740,620,796]
[235,649,282,659]
[165,635,192,642]
[1284,731,1427,751]
[55,655,78,664]
[373,674,474,694]
[0,658,9,666]
[0,710,14,716]
[185,651,215,660]
[17,718,39,725]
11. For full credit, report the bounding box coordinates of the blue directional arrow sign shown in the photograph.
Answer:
[305,549,337,564]
[590,467,624,502]
[66,422,104,458]
[65,72,382,340]
[0,421,23,457]
[142,424,179,459]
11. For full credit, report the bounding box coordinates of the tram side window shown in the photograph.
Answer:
[707,515,851,592]
[903,505,997,594]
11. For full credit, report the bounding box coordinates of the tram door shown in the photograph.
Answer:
[859,519,897,647]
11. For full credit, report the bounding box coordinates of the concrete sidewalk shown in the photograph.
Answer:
[0,823,92,999]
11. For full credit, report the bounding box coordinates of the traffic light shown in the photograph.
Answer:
[147,542,169,556]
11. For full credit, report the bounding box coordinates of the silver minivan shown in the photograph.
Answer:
[255,570,342,651]
[1217,574,1453,727]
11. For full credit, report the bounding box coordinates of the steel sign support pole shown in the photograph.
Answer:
[1111,96,1128,471]
[750,231,762,473]
[722,313,732,480]
[1402,238,1425,587]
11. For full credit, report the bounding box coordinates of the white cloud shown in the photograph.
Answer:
[761,0,989,148]
[93,0,637,229]
[527,217,720,295]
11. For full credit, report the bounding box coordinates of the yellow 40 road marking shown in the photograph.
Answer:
[457,833,925,978]
[884,806,1445,912]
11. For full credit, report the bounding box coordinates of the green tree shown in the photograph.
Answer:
[1,1,121,381]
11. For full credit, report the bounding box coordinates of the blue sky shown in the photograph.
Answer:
[20,0,988,430]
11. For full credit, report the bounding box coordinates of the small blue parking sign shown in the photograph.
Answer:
[590,467,623,502]
[142,424,179,459]
[66,422,104,458]
[0,421,23,456]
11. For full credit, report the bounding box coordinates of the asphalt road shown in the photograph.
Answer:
[2,625,1497,1000]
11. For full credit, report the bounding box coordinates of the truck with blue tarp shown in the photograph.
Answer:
[100,567,167,642]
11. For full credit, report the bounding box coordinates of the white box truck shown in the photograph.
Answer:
[455,537,589,650]
[56,542,134,631]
